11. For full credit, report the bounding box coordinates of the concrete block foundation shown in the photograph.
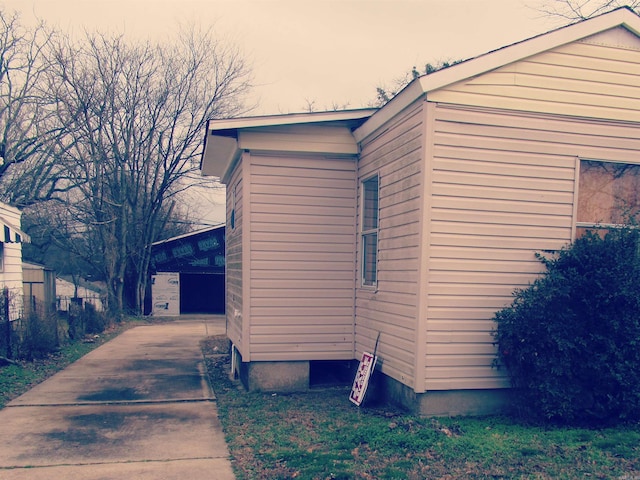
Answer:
[380,373,510,416]
[236,358,509,416]
[239,360,310,392]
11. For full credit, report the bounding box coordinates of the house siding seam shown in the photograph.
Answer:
[423,102,640,391]
[238,125,360,155]
[414,100,435,394]
[241,152,252,361]
[248,153,357,361]
[427,26,640,123]
[356,101,424,388]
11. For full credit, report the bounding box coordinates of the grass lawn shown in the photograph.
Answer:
[0,319,138,408]
[202,337,640,480]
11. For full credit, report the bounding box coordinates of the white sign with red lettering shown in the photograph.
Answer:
[349,352,377,406]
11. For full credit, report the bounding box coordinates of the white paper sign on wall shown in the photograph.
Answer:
[151,272,180,316]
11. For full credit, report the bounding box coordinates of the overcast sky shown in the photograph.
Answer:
[6,0,559,115]
[3,0,562,225]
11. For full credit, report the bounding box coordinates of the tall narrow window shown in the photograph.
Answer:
[577,160,640,237]
[361,175,379,287]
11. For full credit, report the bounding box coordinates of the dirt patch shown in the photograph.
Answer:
[201,335,231,355]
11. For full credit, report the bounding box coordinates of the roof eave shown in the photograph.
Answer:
[354,7,640,143]
[353,80,426,143]
[200,133,241,180]
[200,108,378,180]
[420,7,640,94]
[206,108,377,131]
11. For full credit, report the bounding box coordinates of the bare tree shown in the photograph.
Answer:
[372,60,462,107]
[537,0,640,21]
[0,9,66,207]
[46,27,251,317]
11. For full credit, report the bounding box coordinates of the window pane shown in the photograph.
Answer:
[578,160,640,225]
[363,176,379,231]
[362,233,377,286]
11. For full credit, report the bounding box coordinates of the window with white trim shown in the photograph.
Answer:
[0,242,3,272]
[361,175,379,287]
[577,159,640,237]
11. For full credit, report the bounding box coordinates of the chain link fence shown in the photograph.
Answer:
[1,288,109,360]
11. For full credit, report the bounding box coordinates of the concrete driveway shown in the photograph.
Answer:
[0,315,236,480]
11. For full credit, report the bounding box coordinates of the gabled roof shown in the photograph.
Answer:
[205,109,377,131]
[354,7,640,141]
[201,108,376,179]
[201,8,640,176]
[151,224,225,247]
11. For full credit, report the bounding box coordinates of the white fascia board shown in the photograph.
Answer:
[207,108,377,131]
[151,225,224,246]
[419,7,640,94]
[353,80,426,143]
[202,109,377,180]
[354,8,640,143]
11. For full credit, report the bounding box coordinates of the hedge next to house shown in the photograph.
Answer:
[493,225,640,425]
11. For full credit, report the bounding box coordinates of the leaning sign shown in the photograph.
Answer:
[349,351,377,406]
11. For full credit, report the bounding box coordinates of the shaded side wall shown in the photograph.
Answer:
[247,153,357,361]
[226,157,244,355]
[355,101,425,389]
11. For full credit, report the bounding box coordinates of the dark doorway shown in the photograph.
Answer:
[180,273,225,314]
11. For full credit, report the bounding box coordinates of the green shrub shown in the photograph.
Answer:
[67,302,110,338]
[493,227,640,425]
[18,311,59,360]
[83,303,108,334]
[67,303,84,340]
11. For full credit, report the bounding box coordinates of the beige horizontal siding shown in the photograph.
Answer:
[0,205,25,320]
[423,102,640,391]
[355,101,424,389]
[248,154,357,361]
[225,162,243,355]
[1,243,24,290]
[250,269,351,281]
[430,232,569,252]
[251,315,354,326]
[238,124,359,155]
[428,27,640,123]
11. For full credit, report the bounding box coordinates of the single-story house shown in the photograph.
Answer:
[149,225,226,315]
[200,8,640,415]
[0,202,30,321]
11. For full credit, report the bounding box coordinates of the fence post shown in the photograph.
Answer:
[3,288,11,359]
